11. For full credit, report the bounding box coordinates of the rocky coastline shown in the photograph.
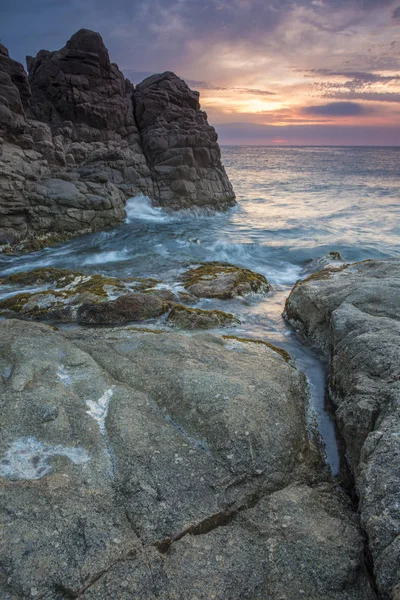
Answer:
[0,29,235,248]
[0,25,398,600]
[0,257,399,598]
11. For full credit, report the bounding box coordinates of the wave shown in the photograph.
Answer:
[125,195,172,223]
[125,195,235,224]
[203,240,302,285]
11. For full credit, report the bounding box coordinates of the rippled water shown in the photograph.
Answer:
[1,146,399,474]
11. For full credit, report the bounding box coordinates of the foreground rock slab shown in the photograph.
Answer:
[0,320,375,599]
[285,259,400,599]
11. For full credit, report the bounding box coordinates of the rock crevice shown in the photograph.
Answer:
[284,259,400,599]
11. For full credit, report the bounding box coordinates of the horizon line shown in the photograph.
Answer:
[219,144,400,148]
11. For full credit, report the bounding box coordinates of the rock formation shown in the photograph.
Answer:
[285,259,400,599]
[0,29,235,247]
[0,264,269,325]
[0,319,376,598]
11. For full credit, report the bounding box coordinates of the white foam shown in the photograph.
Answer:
[0,437,90,480]
[265,263,303,285]
[86,387,115,434]
[125,195,171,223]
[82,251,129,265]
[124,195,228,224]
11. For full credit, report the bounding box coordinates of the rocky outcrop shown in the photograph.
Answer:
[0,30,235,247]
[134,72,235,209]
[0,267,271,327]
[0,268,166,322]
[284,259,400,599]
[181,262,270,299]
[0,319,375,598]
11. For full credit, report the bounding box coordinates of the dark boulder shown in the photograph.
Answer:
[77,293,167,324]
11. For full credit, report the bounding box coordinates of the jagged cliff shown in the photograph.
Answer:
[0,29,235,246]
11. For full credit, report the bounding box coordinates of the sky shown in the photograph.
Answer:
[1,0,400,145]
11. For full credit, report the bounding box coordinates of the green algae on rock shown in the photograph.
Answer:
[180,262,270,299]
[222,335,291,363]
[1,268,158,293]
[77,294,168,325]
[1,267,81,287]
[167,304,240,330]
[0,231,87,255]
[0,292,38,313]
[293,264,350,289]
[0,269,162,322]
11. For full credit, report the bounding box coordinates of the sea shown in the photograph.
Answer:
[1,146,399,474]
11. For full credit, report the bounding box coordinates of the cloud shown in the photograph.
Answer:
[301,69,400,85]
[1,0,399,144]
[393,6,400,21]
[321,91,400,103]
[185,80,276,95]
[215,121,400,145]
[2,0,397,65]
[305,65,400,105]
[301,101,366,116]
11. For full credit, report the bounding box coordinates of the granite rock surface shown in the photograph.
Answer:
[284,259,400,599]
[0,319,375,599]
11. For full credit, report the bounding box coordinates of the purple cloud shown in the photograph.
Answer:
[393,6,400,20]
[301,102,366,116]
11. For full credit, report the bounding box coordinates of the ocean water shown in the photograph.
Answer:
[1,146,399,473]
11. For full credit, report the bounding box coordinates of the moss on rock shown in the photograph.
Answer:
[0,267,166,322]
[1,269,159,294]
[294,264,350,289]
[167,304,240,330]
[72,275,126,297]
[127,326,165,334]
[180,262,270,299]
[0,293,36,313]
[126,277,160,292]
[1,232,84,255]
[1,267,80,287]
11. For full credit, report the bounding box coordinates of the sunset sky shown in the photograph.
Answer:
[2,0,400,145]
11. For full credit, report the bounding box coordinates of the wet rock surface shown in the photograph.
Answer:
[0,319,375,599]
[167,303,240,329]
[0,29,235,247]
[181,261,270,299]
[77,293,168,325]
[302,250,345,275]
[284,258,400,599]
[0,267,245,327]
[0,267,164,323]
